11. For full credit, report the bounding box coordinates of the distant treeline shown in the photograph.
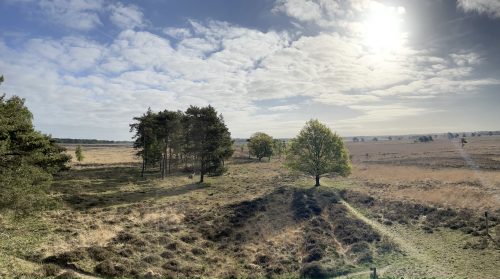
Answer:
[54,138,132,144]
[350,131,500,142]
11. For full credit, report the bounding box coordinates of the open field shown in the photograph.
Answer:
[1,137,499,278]
[64,144,139,168]
[345,137,500,211]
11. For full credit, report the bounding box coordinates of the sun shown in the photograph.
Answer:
[362,4,406,52]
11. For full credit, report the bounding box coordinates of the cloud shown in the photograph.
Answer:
[163,27,192,39]
[11,0,146,31]
[268,105,299,111]
[1,1,499,139]
[272,0,324,22]
[341,104,428,123]
[38,0,103,31]
[108,3,145,29]
[457,0,500,18]
[450,52,482,66]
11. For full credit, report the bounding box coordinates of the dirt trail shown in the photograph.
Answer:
[339,200,452,277]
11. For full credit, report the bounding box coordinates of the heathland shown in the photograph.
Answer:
[0,136,499,278]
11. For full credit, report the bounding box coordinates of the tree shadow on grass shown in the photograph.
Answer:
[52,166,209,210]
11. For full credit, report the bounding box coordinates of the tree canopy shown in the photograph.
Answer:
[130,105,234,182]
[0,87,71,215]
[248,132,274,161]
[286,119,351,186]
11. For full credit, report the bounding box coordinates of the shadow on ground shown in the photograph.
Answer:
[52,166,208,210]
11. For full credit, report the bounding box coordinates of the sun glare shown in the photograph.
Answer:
[362,5,406,52]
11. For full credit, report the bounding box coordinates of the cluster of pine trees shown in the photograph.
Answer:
[130,105,234,183]
[0,76,71,215]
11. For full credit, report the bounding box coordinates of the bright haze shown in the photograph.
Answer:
[1,0,499,140]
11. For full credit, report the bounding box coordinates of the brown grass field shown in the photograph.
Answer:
[0,136,499,278]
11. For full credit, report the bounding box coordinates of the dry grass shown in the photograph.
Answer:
[1,139,499,278]
[347,164,500,210]
[343,137,500,211]
[347,136,500,170]
[64,144,139,166]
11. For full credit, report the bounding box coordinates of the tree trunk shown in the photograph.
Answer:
[315,175,320,187]
[168,147,172,174]
[141,156,145,178]
[141,134,148,178]
[199,158,204,183]
[161,153,166,179]
[141,134,146,178]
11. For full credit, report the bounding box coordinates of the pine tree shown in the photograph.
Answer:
[184,105,233,183]
[156,110,183,179]
[130,108,161,177]
[0,90,71,215]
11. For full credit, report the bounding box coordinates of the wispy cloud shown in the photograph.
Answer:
[268,105,300,111]
[38,0,104,31]
[108,3,145,29]
[457,0,500,19]
[10,0,146,31]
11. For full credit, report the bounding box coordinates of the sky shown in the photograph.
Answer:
[1,0,499,140]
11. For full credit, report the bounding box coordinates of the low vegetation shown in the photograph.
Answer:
[75,145,84,162]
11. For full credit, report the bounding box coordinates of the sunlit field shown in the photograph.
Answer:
[1,137,498,278]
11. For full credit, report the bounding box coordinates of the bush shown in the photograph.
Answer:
[300,262,349,279]
[43,263,61,276]
[254,254,270,265]
[348,241,370,254]
[165,242,178,251]
[161,251,173,259]
[300,262,329,279]
[191,247,206,256]
[87,246,112,261]
[376,237,399,254]
[95,260,130,277]
[357,251,373,263]
[303,248,323,263]
[75,145,84,162]
[292,189,322,220]
[248,132,274,161]
[113,231,146,246]
[142,254,162,264]
[180,234,197,243]
[162,260,180,271]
